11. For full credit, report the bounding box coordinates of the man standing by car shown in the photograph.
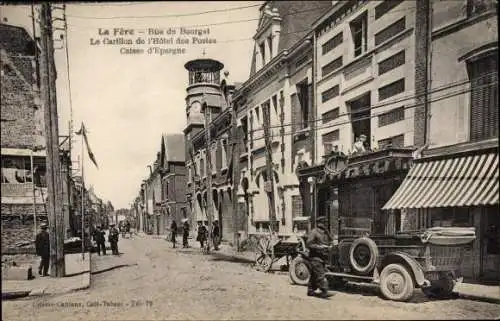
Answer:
[35,223,50,276]
[306,216,332,298]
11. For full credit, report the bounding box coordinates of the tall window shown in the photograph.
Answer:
[296,80,310,130]
[468,52,498,141]
[254,107,261,129]
[267,35,273,59]
[200,156,205,178]
[240,117,248,152]
[221,139,228,168]
[259,42,266,66]
[350,12,368,57]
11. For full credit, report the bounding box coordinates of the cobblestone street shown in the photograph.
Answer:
[3,236,500,320]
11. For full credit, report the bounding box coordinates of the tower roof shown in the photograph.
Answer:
[184,58,224,72]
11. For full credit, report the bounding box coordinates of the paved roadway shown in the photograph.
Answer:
[3,235,500,320]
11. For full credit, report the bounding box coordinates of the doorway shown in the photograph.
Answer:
[481,206,500,281]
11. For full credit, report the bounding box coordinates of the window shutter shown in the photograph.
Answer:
[470,54,498,141]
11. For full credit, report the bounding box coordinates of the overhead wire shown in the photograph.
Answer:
[248,71,499,134]
[63,5,414,32]
[186,79,498,152]
[65,3,262,20]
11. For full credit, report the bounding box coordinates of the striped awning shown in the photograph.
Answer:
[383,152,499,210]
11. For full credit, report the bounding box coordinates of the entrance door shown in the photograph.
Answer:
[481,206,500,281]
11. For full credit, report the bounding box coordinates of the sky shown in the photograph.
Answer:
[0,1,261,209]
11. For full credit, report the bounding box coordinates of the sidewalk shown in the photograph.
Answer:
[453,282,500,304]
[2,253,91,300]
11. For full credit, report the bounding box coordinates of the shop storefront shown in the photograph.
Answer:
[297,147,415,239]
[383,141,499,282]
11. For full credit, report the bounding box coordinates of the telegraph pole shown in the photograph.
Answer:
[261,103,277,234]
[39,3,65,277]
[231,102,239,250]
[203,99,213,253]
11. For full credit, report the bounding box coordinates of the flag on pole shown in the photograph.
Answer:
[75,122,99,169]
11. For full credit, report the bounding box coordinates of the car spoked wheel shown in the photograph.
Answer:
[255,253,273,272]
[349,237,379,275]
[289,256,310,285]
[379,263,415,302]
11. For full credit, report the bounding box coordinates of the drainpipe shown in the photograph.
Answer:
[425,0,433,145]
[311,32,317,166]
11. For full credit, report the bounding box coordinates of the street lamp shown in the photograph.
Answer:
[307,176,317,228]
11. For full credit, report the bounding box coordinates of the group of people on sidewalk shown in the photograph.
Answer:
[168,219,221,251]
[91,224,121,256]
[34,221,122,277]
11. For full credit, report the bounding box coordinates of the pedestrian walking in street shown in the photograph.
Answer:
[93,226,106,256]
[196,222,208,250]
[182,219,190,248]
[170,220,178,248]
[211,221,220,251]
[108,223,120,255]
[35,223,50,276]
[306,216,332,299]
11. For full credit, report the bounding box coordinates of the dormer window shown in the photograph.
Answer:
[267,35,273,59]
[259,42,266,66]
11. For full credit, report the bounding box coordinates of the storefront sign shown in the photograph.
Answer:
[324,154,347,176]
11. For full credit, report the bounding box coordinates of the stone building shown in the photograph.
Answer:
[232,1,333,239]
[297,0,428,239]
[1,23,46,250]
[183,58,238,243]
[383,0,498,282]
[142,156,163,235]
[159,133,187,233]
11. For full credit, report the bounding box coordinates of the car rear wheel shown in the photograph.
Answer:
[379,263,415,302]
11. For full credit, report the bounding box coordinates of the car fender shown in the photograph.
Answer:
[380,251,426,287]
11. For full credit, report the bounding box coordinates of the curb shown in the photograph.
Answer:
[2,290,31,301]
[210,251,255,264]
[454,291,500,304]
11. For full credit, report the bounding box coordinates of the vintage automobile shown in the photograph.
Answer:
[289,221,476,302]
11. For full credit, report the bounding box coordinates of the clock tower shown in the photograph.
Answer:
[183,58,225,214]
[184,58,224,137]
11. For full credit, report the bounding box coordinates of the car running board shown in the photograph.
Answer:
[325,272,374,282]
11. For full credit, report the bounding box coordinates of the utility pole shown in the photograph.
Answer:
[30,150,37,241]
[39,3,65,277]
[203,99,213,253]
[231,102,239,250]
[261,103,277,234]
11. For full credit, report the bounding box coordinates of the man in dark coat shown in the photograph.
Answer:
[211,221,220,251]
[306,216,332,298]
[170,220,178,248]
[196,222,208,249]
[108,223,120,255]
[35,223,50,276]
[93,226,106,256]
[182,220,190,248]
